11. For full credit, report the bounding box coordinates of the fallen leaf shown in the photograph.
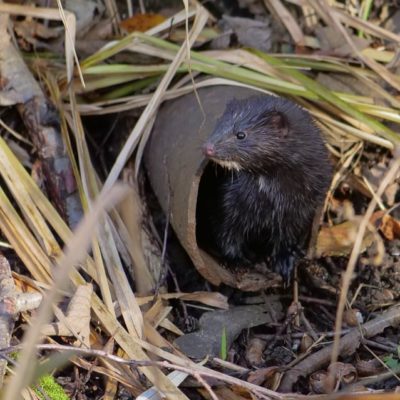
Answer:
[245,337,266,366]
[136,291,229,309]
[343,308,363,327]
[309,370,335,394]
[316,218,374,257]
[370,210,400,241]
[120,13,166,32]
[328,362,357,385]
[356,358,384,377]
[41,284,92,347]
[300,333,314,353]
[14,20,61,40]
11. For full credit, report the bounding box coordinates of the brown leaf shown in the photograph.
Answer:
[120,13,166,32]
[370,287,395,303]
[245,338,266,366]
[300,333,314,353]
[309,370,336,394]
[356,358,384,377]
[14,20,61,40]
[370,210,400,241]
[329,197,355,224]
[41,284,92,347]
[328,362,357,385]
[343,309,363,327]
[316,218,374,257]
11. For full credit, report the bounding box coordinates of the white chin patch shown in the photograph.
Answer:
[213,159,242,171]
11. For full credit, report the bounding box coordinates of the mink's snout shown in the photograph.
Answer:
[203,143,215,157]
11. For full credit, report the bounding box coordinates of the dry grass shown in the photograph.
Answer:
[1,0,399,399]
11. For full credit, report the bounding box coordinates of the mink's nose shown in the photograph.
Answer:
[203,143,215,157]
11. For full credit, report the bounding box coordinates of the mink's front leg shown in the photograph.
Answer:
[273,247,302,286]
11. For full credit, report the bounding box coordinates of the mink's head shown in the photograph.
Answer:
[203,95,327,174]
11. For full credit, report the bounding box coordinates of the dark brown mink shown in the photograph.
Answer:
[196,95,332,284]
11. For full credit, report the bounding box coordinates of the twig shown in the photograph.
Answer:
[194,372,219,400]
[279,304,400,392]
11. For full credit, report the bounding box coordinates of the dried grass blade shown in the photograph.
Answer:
[333,7,400,43]
[208,49,400,109]
[4,184,130,400]
[263,0,305,45]
[137,291,229,309]
[102,5,208,189]
[131,5,209,174]
[0,137,61,258]
[55,0,81,84]
[312,110,394,149]
[90,295,190,400]
[0,188,52,283]
[0,130,99,281]
[311,0,400,91]
[98,216,145,337]
[252,51,399,143]
[67,89,144,338]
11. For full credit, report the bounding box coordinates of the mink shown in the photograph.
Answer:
[196,95,332,284]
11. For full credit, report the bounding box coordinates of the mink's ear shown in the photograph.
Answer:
[269,111,288,136]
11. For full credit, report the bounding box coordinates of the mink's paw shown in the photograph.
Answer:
[274,254,296,287]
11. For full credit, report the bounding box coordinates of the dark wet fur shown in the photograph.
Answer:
[196,95,333,283]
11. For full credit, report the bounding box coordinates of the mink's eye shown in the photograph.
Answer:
[236,131,246,140]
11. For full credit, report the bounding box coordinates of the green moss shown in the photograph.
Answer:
[9,351,20,361]
[34,375,69,400]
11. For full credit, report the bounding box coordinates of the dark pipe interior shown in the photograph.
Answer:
[196,162,229,260]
